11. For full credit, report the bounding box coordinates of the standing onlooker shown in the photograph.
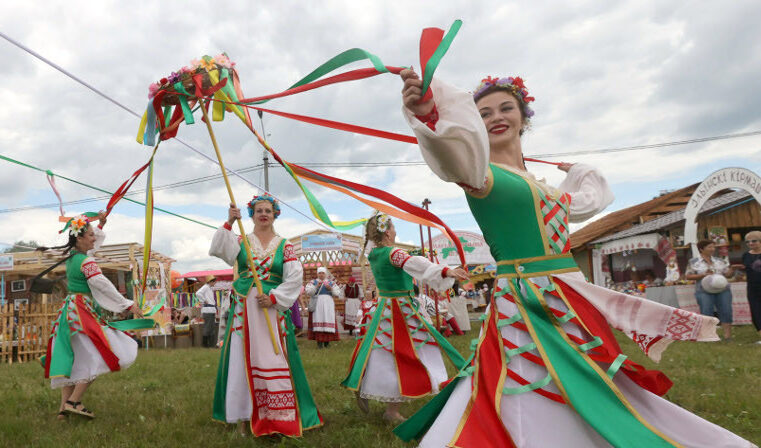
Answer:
[305,267,341,348]
[342,277,363,335]
[685,240,736,340]
[196,275,218,348]
[481,283,491,306]
[734,231,761,344]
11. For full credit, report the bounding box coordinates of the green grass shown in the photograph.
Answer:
[1,327,759,447]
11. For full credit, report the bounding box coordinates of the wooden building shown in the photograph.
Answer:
[1,243,175,308]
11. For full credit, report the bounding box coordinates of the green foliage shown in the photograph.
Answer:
[0,327,759,447]
[2,240,40,253]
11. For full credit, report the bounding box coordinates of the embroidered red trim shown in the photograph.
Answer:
[415,104,439,131]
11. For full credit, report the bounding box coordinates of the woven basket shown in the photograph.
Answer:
[158,70,217,106]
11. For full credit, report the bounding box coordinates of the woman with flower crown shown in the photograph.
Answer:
[41,212,144,420]
[209,194,323,437]
[341,213,469,423]
[393,72,756,447]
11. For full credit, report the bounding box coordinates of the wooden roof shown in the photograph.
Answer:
[570,183,699,249]
[7,242,175,275]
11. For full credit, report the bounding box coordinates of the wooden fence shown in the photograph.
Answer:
[0,303,57,364]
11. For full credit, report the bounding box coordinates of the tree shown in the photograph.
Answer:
[1,240,40,253]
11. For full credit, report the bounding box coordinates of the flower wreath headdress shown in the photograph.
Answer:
[247,193,281,219]
[59,213,96,236]
[375,213,391,233]
[473,76,535,118]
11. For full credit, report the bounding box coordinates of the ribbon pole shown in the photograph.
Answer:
[197,98,279,355]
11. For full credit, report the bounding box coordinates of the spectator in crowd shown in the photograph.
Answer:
[685,240,736,341]
[733,230,761,344]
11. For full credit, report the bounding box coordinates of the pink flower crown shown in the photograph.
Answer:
[473,76,535,118]
[247,193,281,218]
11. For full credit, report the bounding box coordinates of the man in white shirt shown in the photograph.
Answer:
[197,275,218,347]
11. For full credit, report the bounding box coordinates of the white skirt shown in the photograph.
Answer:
[50,329,137,389]
[312,294,336,333]
[359,297,448,402]
[449,296,471,331]
[344,298,362,327]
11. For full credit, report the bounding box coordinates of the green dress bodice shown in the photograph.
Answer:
[66,252,91,294]
[232,237,286,296]
[465,164,575,271]
[368,246,415,297]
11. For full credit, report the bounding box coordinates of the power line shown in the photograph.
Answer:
[3,30,760,227]
[532,130,761,158]
[0,30,334,232]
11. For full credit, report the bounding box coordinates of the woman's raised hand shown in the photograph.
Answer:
[447,267,470,282]
[400,69,434,117]
[227,202,241,225]
[557,162,575,173]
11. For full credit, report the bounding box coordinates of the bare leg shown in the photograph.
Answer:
[60,386,74,411]
[68,381,91,403]
[721,323,732,340]
[237,421,249,436]
[383,402,405,422]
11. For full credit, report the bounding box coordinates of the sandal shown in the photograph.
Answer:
[57,411,68,421]
[64,400,95,419]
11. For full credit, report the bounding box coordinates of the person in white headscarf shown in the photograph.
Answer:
[305,266,341,348]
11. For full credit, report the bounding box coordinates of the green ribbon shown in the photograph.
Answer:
[283,309,322,429]
[503,373,552,395]
[212,302,235,422]
[48,302,74,378]
[607,354,628,379]
[341,298,388,389]
[0,153,216,229]
[172,82,195,124]
[245,48,390,105]
[420,20,463,98]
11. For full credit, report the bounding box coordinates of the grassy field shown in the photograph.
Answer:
[1,326,759,447]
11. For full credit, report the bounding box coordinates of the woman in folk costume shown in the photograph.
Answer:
[42,213,144,420]
[209,194,323,436]
[393,70,757,447]
[342,213,469,423]
[343,276,363,335]
[305,267,341,347]
[448,288,471,333]
[415,285,464,337]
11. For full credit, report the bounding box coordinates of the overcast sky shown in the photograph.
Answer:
[1,1,760,272]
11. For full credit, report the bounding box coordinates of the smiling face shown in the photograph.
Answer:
[75,226,96,252]
[476,90,526,148]
[746,234,761,252]
[252,200,275,228]
[701,243,716,257]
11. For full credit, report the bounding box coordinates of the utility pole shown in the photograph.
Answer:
[257,110,270,191]
[421,198,440,331]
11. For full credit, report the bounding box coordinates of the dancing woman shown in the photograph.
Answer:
[209,194,322,436]
[342,213,468,422]
[394,70,756,447]
[43,212,144,420]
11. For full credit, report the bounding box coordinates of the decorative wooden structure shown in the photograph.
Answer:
[2,243,175,306]
[0,302,57,364]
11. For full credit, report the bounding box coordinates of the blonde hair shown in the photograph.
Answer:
[745,230,761,242]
